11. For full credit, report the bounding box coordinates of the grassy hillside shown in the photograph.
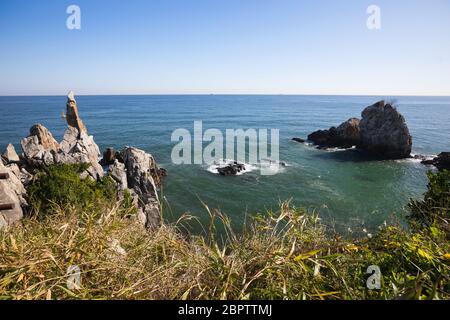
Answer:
[0,165,449,300]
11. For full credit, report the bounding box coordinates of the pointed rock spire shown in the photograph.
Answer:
[66,91,87,134]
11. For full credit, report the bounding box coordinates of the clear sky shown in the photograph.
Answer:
[0,0,449,96]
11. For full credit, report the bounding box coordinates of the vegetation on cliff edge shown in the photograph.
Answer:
[0,165,449,300]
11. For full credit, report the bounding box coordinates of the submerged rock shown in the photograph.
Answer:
[421,152,450,171]
[359,101,412,159]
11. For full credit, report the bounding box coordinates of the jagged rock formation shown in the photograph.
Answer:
[0,159,27,229]
[337,118,361,146]
[2,144,20,163]
[106,147,165,229]
[217,162,246,176]
[421,152,450,171]
[359,101,412,159]
[109,160,128,193]
[66,91,87,134]
[21,124,59,167]
[122,147,162,229]
[19,93,103,179]
[307,118,361,149]
[56,126,104,180]
[1,91,166,230]
[304,101,412,159]
[101,148,117,166]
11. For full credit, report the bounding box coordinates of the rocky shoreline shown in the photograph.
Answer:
[421,152,450,171]
[0,92,166,230]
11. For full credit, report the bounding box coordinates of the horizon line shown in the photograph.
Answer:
[1,92,450,98]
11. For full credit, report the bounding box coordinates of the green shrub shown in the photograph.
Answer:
[118,189,138,218]
[409,170,450,236]
[28,164,116,218]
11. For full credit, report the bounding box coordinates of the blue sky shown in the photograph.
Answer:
[0,0,449,96]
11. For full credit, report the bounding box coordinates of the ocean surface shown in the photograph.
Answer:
[1,95,450,233]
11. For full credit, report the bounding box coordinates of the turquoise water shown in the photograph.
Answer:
[1,95,450,232]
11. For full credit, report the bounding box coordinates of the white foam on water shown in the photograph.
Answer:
[206,159,288,176]
[206,159,257,176]
[397,153,436,164]
[259,159,288,175]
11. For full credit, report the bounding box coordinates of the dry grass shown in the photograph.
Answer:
[1,197,449,300]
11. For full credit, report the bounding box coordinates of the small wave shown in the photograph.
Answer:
[323,146,357,152]
[206,159,288,176]
[397,153,436,164]
[260,159,288,175]
[206,159,257,176]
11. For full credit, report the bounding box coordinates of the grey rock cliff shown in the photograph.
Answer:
[122,147,162,229]
[21,124,59,168]
[0,159,26,229]
[1,91,165,230]
[359,101,412,159]
[20,93,104,180]
[56,126,104,180]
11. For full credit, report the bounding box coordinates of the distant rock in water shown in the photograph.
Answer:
[359,101,412,159]
[217,162,246,176]
[303,101,412,159]
[421,152,450,171]
[292,138,306,143]
[307,118,360,149]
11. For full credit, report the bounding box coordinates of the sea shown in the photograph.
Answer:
[1,95,449,233]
